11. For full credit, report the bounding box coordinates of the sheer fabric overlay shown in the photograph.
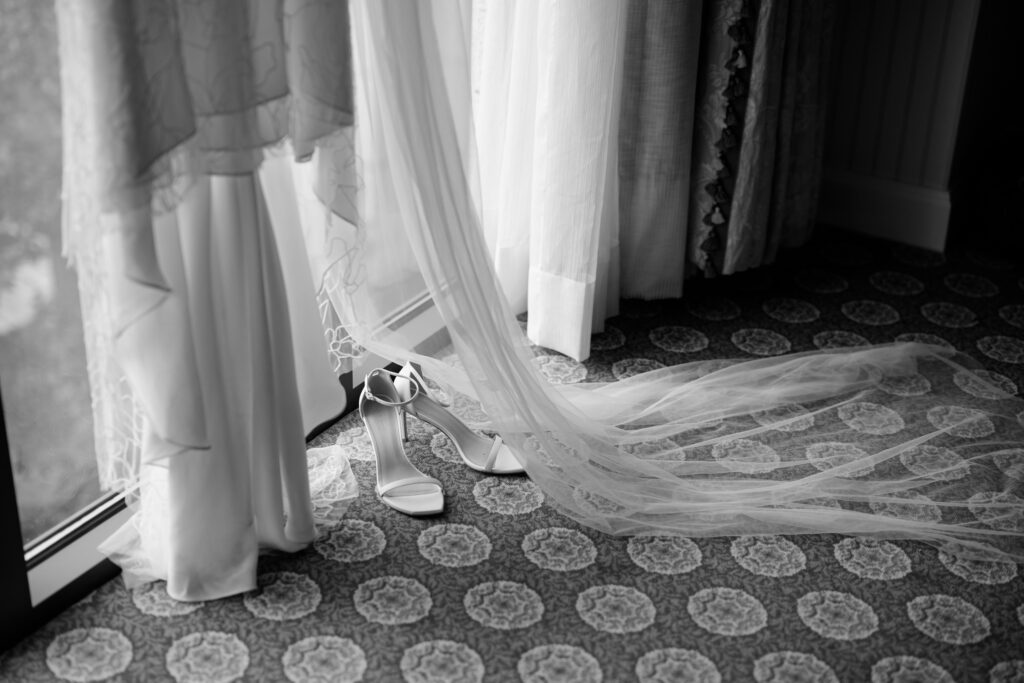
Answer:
[340,0,1024,562]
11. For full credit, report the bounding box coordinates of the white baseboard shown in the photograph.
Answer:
[817,169,950,252]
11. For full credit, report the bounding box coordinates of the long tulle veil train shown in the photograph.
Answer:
[312,0,1024,562]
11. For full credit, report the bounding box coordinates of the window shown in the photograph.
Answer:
[0,1,124,650]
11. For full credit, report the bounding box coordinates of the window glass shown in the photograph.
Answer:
[0,0,101,545]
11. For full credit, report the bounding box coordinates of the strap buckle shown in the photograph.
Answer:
[362,368,420,407]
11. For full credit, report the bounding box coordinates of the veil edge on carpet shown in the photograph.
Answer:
[329,0,1024,562]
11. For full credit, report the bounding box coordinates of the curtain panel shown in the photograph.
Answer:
[476,0,836,361]
[622,0,835,283]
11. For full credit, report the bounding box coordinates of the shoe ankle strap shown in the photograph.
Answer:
[363,368,420,407]
[401,362,450,407]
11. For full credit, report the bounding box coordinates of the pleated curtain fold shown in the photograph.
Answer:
[686,0,834,276]
[473,0,627,360]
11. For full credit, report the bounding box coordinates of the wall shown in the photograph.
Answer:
[948,0,1024,252]
[818,0,980,251]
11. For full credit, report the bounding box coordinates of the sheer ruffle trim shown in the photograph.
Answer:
[306,446,361,528]
[61,94,355,266]
[698,0,754,276]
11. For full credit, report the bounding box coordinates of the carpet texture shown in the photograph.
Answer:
[3,231,1024,682]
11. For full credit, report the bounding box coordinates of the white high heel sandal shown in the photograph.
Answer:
[394,363,526,475]
[359,368,444,516]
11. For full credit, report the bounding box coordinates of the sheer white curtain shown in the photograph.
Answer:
[473,0,627,361]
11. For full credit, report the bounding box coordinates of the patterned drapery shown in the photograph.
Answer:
[620,0,835,287]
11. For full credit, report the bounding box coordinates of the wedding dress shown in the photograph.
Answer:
[317,0,1024,562]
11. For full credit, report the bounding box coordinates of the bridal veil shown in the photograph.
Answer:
[327,0,1024,562]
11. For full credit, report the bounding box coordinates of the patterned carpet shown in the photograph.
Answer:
[3,230,1024,682]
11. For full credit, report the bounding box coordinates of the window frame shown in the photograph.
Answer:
[1,389,127,653]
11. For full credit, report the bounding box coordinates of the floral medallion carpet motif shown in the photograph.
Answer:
[3,232,1024,681]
